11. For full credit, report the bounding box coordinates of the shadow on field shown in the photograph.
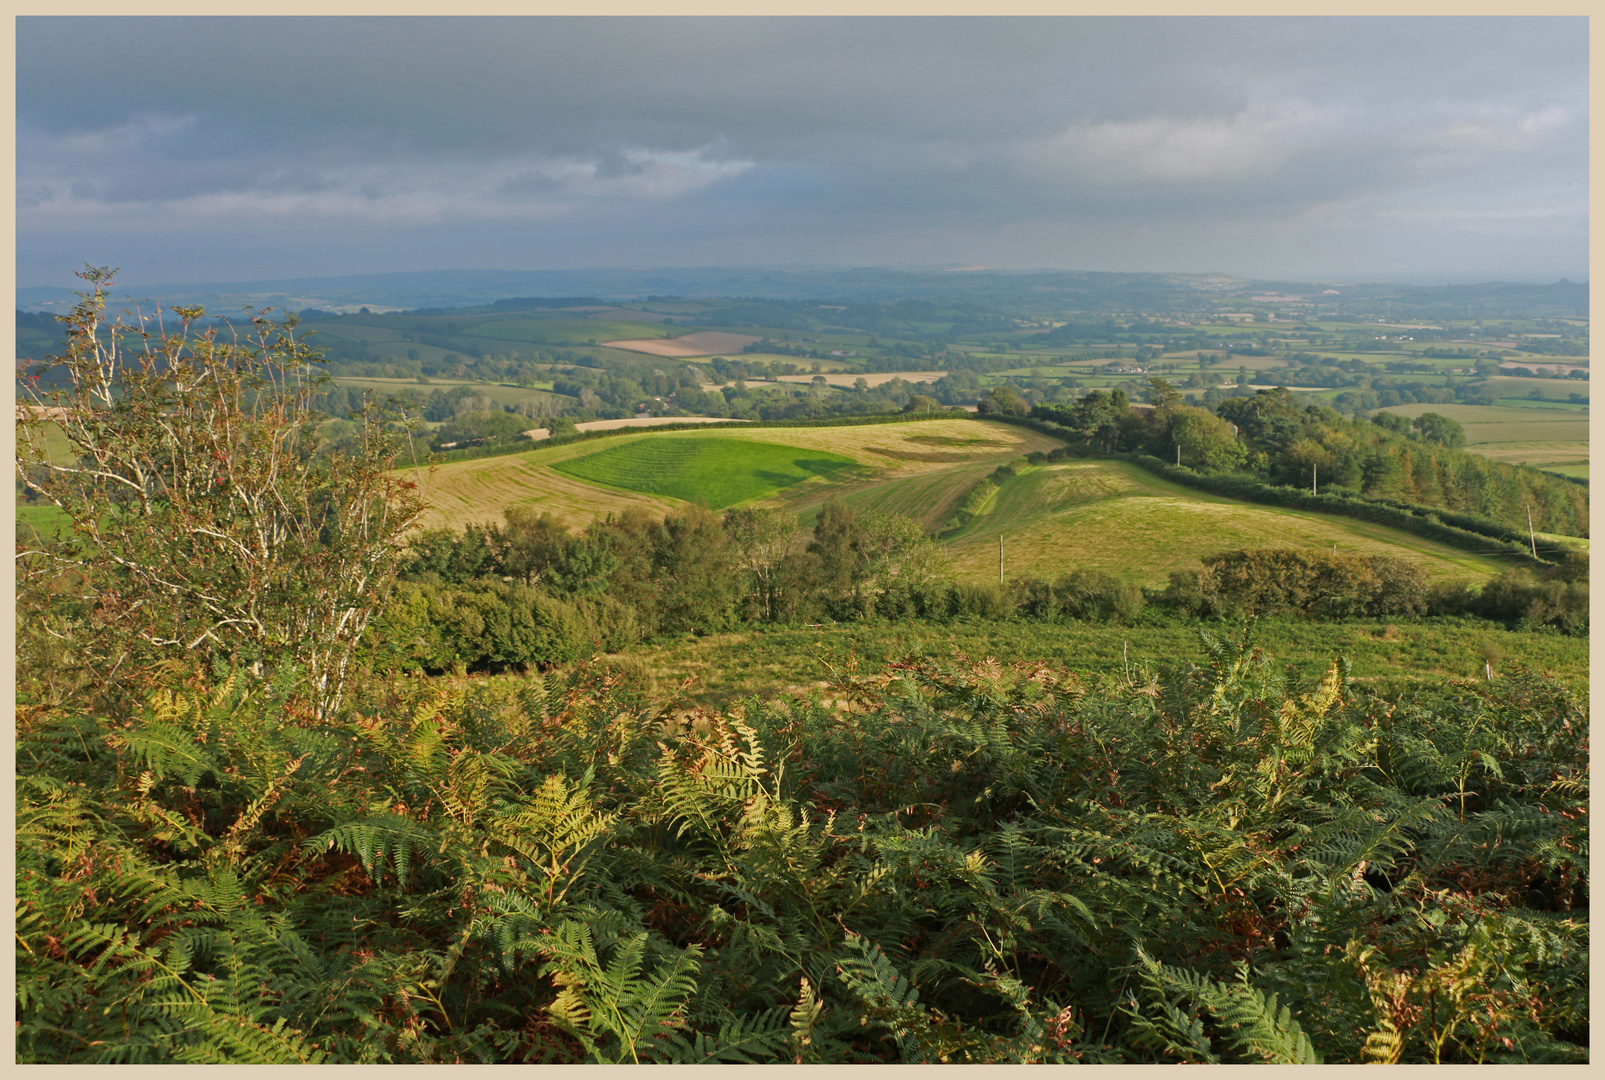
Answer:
[793,457,858,478]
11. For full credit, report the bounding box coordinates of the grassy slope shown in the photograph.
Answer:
[941,460,1509,586]
[16,503,70,542]
[413,420,1518,589]
[17,420,76,465]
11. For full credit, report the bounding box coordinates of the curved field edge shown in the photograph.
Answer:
[942,460,1511,586]
[550,437,861,510]
[427,411,984,467]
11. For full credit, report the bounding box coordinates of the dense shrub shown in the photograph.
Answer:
[1053,568,1147,621]
[1162,549,1428,618]
[1473,569,1589,633]
[17,634,1587,1063]
[371,579,600,672]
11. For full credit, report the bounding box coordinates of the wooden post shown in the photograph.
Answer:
[1312,463,1317,497]
[999,535,1004,584]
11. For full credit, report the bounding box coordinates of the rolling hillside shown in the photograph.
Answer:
[940,459,1507,586]
[413,417,1510,585]
[414,418,1058,531]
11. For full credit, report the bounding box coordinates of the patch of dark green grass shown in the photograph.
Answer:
[552,436,860,509]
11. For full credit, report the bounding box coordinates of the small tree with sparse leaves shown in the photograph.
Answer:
[16,266,424,716]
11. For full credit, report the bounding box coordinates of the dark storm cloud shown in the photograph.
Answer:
[16,16,1587,285]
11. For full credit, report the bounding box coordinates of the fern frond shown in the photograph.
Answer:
[109,720,218,789]
[535,921,703,1063]
[315,813,437,888]
[1127,952,1321,1064]
[662,1008,791,1063]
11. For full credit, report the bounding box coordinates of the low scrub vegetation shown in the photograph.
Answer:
[17,636,1588,1063]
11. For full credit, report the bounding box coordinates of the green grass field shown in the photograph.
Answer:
[552,437,861,509]
[941,460,1509,587]
[1492,397,1589,411]
[1481,375,1588,402]
[304,322,409,344]
[16,503,71,542]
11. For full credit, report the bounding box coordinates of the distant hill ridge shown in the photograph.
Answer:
[17,267,1588,319]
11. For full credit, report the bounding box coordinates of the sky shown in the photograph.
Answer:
[16,16,1589,289]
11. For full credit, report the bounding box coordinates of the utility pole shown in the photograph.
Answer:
[1526,503,1538,558]
[999,535,1005,584]
[1176,445,1181,467]
[1312,463,1318,496]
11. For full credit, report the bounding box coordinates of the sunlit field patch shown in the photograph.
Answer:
[552,436,860,509]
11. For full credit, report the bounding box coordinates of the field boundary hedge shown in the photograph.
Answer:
[937,457,1033,537]
[427,409,977,465]
[1120,455,1553,567]
[984,414,1556,567]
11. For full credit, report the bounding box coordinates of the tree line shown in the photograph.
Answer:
[1028,382,1587,537]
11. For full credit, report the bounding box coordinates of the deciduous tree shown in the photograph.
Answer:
[16,267,423,715]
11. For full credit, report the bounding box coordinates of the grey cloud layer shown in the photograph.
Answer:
[16,16,1587,284]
